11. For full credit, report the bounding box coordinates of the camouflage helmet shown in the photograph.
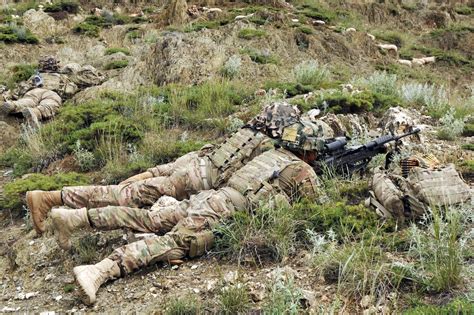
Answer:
[246,101,301,138]
[281,118,327,152]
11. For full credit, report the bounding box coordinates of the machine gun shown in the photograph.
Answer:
[312,128,421,176]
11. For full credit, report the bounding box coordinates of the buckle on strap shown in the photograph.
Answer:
[199,158,211,190]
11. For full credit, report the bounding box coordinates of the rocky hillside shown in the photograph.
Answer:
[0,0,473,313]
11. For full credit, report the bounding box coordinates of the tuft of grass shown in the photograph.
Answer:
[75,235,99,264]
[0,24,39,44]
[220,55,241,79]
[63,284,75,293]
[297,3,337,22]
[264,81,313,97]
[454,6,473,15]
[293,60,330,88]
[104,59,129,70]
[461,143,474,151]
[373,30,405,47]
[238,28,267,39]
[437,108,465,141]
[0,172,89,212]
[298,25,313,34]
[241,48,278,64]
[403,298,474,314]
[398,82,449,118]
[105,47,130,56]
[410,45,473,68]
[73,13,131,37]
[165,295,201,315]
[73,21,100,37]
[218,285,251,315]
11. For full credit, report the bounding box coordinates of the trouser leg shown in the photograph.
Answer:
[88,204,188,234]
[108,234,187,274]
[8,98,36,114]
[36,98,60,120]
[61,176,179,209]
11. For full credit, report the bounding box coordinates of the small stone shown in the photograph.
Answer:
[313,20,326,25]
[45,274,54,281]
[223,271,238,284]
[192,288,200,294]
[190,265,198,270]
[25,292,39,299]
[291,18,299,23]
[171,265,179,270]
[360,295,374,308]
[54,295,62,301]
[206,279,217,292]
[321,295,329,302]
[29,240,35,246]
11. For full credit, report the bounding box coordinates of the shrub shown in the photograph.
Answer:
[104,59,129,70]
[218,285,251,314]
[264,81,313,97]
[220,55,241,79]
[403,298,474,315]
[293,60,330,88]
[437,108,465,141]
[44,0,79,14]
[462,122,474,137]
[0,24,39,44]
[263,278,304,314]
[241,48,278,64]
[238,28,266,39]
[461,143,474,151]
[73,21,100,37]
[357,71,398,98]
[314,89,400,114]
[165,295,201,315]
[104,47,130,56]
[0,172,90,212]
[73,13,131,37]
[73,140,97,172]
[399,83,449,118]
[454,6,472,15]
[10,63,36,83]
[0,148,34,177]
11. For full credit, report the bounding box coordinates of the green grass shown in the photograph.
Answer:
[403,298,474,314]
[104,60,129,70]
[75,235,100,264]
[298,25,313,34]
[44,0,79,14]
[10,63,37,84]
[184,19,230,32]
[454,6,473,15]
[238,28,267,39]
[410,45,473,67]
[105,47,130,56]
[373,30,405,47]
[218,285,251,314]
[0,172,89,212]
[461,143,474,151]
[165,295,201,315]
[241,48,278,64]
[297,3,337,22]
[0,25,39,44]
[73,14,131,37]
[462,123,474,137]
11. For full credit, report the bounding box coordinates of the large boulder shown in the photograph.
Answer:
[23,9,57,37]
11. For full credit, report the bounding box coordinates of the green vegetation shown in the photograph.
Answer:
[298,25,313,34]
[73,13,133,37]
[218,285,251,314]
[403,298,474,314]
[454,6,473,15]
[461,143,474,151]
[293,60,330,88]
[238,28,266,39]
[410,45,473,67]
[10,63,37,84]
[430,24,474,38]
[264,82,313,97]
[75,235,100,264]
[0,24,39,44]
[263,278,304,314]
[0,172,89,211]
[241,48,278,64]
[184,19,230,32]
[105,47,131,56]
[297,3,337,22]
[63,284,75,293]
[165,295,201,315]
[104,59,129,70]
[373,30,405,47]
[462,123,474,137]
[44,0,79,14]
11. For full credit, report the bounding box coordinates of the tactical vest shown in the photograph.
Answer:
[207,128,270,187]
[227,149,316,205]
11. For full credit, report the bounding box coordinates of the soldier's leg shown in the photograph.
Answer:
[52,204,189,250]
[74,234,186,305]
[1,97,36,115]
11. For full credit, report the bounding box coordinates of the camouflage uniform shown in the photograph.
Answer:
[3,88,62,120]
[74,149,320,274]
[61,102,301,209]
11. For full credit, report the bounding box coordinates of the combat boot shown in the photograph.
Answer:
[22,107,41,129]
[1,101,15,114]
[26,190,63,234]
[74,258,121,305]
[51,207,90,250]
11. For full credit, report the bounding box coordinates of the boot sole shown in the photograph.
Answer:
[26,191,45,235]
[75,272,94,306]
